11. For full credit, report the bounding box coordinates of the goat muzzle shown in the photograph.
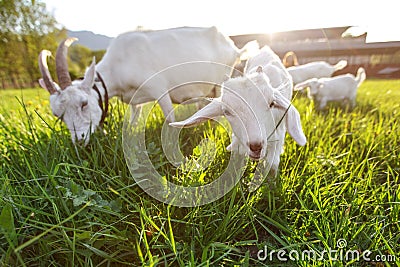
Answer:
[248,141,263,160]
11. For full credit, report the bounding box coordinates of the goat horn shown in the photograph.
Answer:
[56,37,78,90]
[38,50,58,94]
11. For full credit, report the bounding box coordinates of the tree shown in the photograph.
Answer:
[68,45,106,80]
[0,0,65,88]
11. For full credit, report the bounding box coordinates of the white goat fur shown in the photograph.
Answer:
[39,27,257,143]
[171,46,306,177]
[287,60,348,85]
[294,67,366,110]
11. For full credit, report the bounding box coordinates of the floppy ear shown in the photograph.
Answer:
[169,99,223,128]
[274,91,307,146]
[81,57,96,93]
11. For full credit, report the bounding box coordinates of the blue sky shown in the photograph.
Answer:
[42,0,399,42]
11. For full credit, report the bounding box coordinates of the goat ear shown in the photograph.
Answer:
[169,99,223,128]
[294,78,317,91]
[274,92,307,146]
[39,78,59,95]
[81,57,96,92]
[285,105,307,146]
[293,80,309,91]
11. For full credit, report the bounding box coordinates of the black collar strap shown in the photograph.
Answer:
[93,72,109,126]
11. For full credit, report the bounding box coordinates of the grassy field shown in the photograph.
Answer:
[0,80,399,266]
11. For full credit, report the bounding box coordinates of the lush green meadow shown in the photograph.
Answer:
[0,80,399,266]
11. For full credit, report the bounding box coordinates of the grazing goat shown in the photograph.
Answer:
[38,27,257,144]
[170,46,306,179]
[294,67,366,110]
[287,60,348,85]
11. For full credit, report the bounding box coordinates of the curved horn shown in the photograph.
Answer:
[56,37,78,90]
[38,50,58,94]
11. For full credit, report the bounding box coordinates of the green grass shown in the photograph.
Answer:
[0,80,399,266]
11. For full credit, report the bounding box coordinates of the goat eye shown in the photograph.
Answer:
[81,100,88,110]
[223,109,232,116]
[269,101,276,108]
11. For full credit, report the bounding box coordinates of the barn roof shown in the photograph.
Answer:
[230,26,400,58]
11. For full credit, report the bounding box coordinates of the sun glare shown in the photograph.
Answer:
[44,0,399,42]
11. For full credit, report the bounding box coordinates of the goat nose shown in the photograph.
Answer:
[249,141,263,152]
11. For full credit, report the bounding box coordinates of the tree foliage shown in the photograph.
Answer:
[0,0,106,89]
[0,0,66,88]
[68,44,106,80]
[2,1,70,89]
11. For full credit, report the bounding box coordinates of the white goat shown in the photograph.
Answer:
[170,46,306,179]
[294,67,366,110]
[38,27,257,144]
[287,60,348,85]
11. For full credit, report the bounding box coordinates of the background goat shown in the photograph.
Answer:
[294,67,366,110]
[287,59,348,85]
[38,26,257,144]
